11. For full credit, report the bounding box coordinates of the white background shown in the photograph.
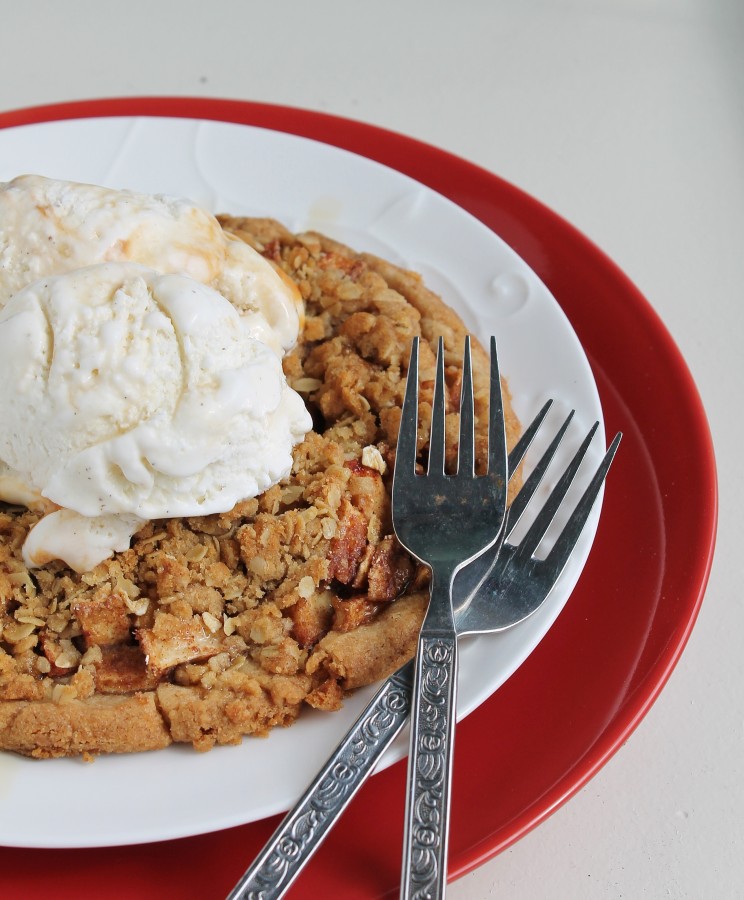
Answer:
[1,1,742,897]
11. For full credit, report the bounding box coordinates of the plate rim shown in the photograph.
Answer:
[0,97,718,894]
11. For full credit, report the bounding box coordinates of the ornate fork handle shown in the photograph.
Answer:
[227,663,415,900]
[402,624,458,900]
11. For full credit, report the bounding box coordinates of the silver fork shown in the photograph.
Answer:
[227,409,621,900]
[394,334,508,900]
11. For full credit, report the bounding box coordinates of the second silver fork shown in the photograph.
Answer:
[393,335,508,900]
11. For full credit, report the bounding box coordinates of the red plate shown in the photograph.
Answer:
[0,97,717,899]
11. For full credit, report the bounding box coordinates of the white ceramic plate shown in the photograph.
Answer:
[0,116,604,848]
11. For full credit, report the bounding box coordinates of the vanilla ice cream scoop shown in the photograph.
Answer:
[0,174,301,356]
[0,262,312,572]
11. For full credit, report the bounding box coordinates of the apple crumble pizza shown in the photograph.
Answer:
[0,216,520,758]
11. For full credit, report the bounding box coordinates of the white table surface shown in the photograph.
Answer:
[1,1,741,897]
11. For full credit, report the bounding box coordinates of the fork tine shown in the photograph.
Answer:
[514,421,600,560]
[427,336,447,475]
[394,337,420,481]
[452,399,560,602]
[457,336,475,476]
[505,408,575,535]
[488,336,507,483]
[541,432,622,579]
[507,400,554,473]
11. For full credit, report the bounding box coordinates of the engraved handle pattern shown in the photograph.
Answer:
[401,632,458,900]
[227,662,414,900]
